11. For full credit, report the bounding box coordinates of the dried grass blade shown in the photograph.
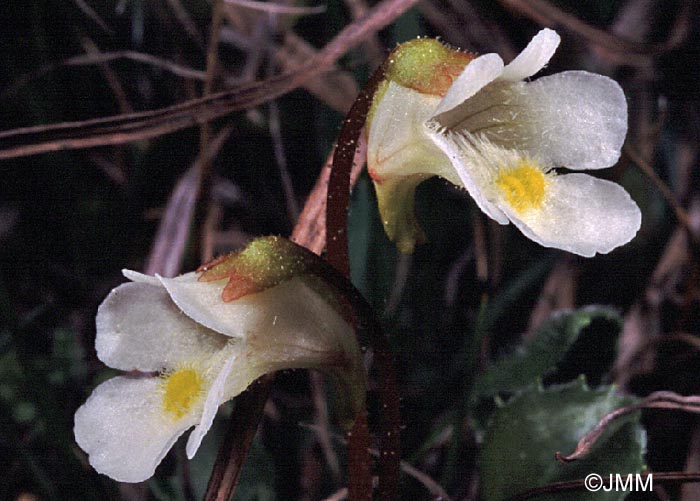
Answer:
[145,126,233,277]
[0,0,419,161]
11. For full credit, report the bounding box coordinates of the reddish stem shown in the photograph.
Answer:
[326,64,401,501]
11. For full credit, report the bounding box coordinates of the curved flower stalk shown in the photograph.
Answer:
[367,29,641,256]
[74,237,365,483]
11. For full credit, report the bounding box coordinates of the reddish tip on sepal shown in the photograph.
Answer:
[198,236,323,302]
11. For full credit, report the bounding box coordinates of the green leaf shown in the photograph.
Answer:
[471,306,622,403]
[480,379,645,501]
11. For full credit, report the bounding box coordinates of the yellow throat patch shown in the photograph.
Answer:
[161,367,204,419]
[495,159,547,214]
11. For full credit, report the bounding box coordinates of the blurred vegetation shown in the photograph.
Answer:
[1,0,699,500]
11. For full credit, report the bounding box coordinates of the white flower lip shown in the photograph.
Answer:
[367,28,641,256]
[75,267,363,482]
[76,276,250,482]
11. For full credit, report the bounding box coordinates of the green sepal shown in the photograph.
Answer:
[373,174,429,254]
[384,38,474,96]
[199,236,366,430]
[198,236,323,302]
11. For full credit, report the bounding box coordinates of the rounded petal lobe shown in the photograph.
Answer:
[517,71,628,169]
[502,173,641,256]
[433,53,504,116]
[74,376,198,483]
[499,28,560,81]
[96,282,227,371]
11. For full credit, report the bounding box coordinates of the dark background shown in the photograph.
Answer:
[1,0,699,499]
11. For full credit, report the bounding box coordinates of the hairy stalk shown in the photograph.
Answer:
[326,63,402,501]
[201,1,418,498]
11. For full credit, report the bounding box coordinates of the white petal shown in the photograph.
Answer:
[514,71,628,169]
[96,282,227,371]
[367,82,452,180]
[499,28,560,81]
[425,125,509,224]
[433,53,504,116]
[157,273,254,338]
[243,278,358,371]
[185,278,359,457]
[433,79,528,147]
[122,269,162,286]
[158,274,354,345]
[74,375,198,483]
[501,173,641,256]
[185,344,252,458]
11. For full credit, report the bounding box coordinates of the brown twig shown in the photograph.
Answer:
[344,0,386,68]
[322,486,351,501]
[201,0,226,137]
[290,137,366,254]
[80,38,134,115]
[71,0,113,34]
[195,0,227,264]
[681,426,700,500]
[616,329,700,387]
[145,126,234,277]
[302,422,453,501]
[498,0,681,65]
[224,0,327,15]
[417,2,471,52]
[0,0,418,160]
[1,51,206,100]
[525,256,577,338]
[165,0,206,47]
[452,0,516,56]
[556,391,700,463]
[271,32,359,114]
[613,202,696,387]
[415,0,509,63]
[624,143,692,233]
[269,98,300,223]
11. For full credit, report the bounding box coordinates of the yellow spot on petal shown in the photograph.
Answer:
[161,367,204,419]
[495,159,548,214]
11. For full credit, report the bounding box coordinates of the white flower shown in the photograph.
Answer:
[74,238,364,483]
[367,28,641,256]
